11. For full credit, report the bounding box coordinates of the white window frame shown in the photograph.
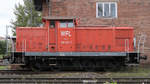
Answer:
[96,2,118,18]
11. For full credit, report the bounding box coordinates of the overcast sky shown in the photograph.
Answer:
[0,0,23,37]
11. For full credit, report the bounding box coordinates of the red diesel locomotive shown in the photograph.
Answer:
[9,16,146,71]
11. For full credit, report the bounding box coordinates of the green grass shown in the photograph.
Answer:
[0,54,3,59]
[107,72,149,77]
[0,54,9,70]
[104,66,150,77]
[0,66,9,70]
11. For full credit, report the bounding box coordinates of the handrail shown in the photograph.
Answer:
[137,33,146,53]
[125,39,129,52]
[22,40,24,52]
[25,40,26,52]
[22,40,27,52]
[125,39,129,62]
[142,35,146,54]
[137,33,146,62]
[21,40,26,63]
[11,38,14,62]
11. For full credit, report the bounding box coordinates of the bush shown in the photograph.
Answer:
[0,40,6,55]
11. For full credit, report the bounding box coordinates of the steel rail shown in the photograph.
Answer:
[0,77,149,83]
[0,70,149,83]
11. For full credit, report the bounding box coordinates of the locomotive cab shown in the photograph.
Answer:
[43,16,77,52]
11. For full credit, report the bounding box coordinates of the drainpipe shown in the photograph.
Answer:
[46,0,51,16]
[30,0,33,26]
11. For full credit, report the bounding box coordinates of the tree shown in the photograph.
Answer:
[11,0,42,36]
[0,40,6,55]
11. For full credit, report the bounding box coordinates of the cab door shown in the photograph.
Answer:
[49,21,56,52]
[57,21,75,52]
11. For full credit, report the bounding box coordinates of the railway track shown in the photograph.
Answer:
[0,70,58,75]
[0,70,149,83]
[0,77,149,84]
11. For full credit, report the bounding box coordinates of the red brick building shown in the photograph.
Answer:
[34,0,150,63]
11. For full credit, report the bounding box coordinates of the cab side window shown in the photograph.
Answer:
[60,21,74,28]
[49,21,55,28]
[60,21,67,28]
[68,21,74,28]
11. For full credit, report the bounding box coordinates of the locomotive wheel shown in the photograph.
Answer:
[96,61,104,71]
[30,61,48,71]
[104,60,120,71]
[72,61,82,70]
[31,62,43,71]
[51,66,61,72]
[82,60,95,71]
[50,61,61,71]
[29,61,38,71]
[20,65,30,70]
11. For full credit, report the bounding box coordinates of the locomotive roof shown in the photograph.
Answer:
[43,16,77,20]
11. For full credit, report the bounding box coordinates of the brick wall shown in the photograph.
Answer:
[42,0,150,63]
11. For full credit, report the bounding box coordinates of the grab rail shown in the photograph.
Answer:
[125,39,129,61]
[137,33,146,62]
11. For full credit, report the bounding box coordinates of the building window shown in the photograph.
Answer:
[96,2,117,18]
